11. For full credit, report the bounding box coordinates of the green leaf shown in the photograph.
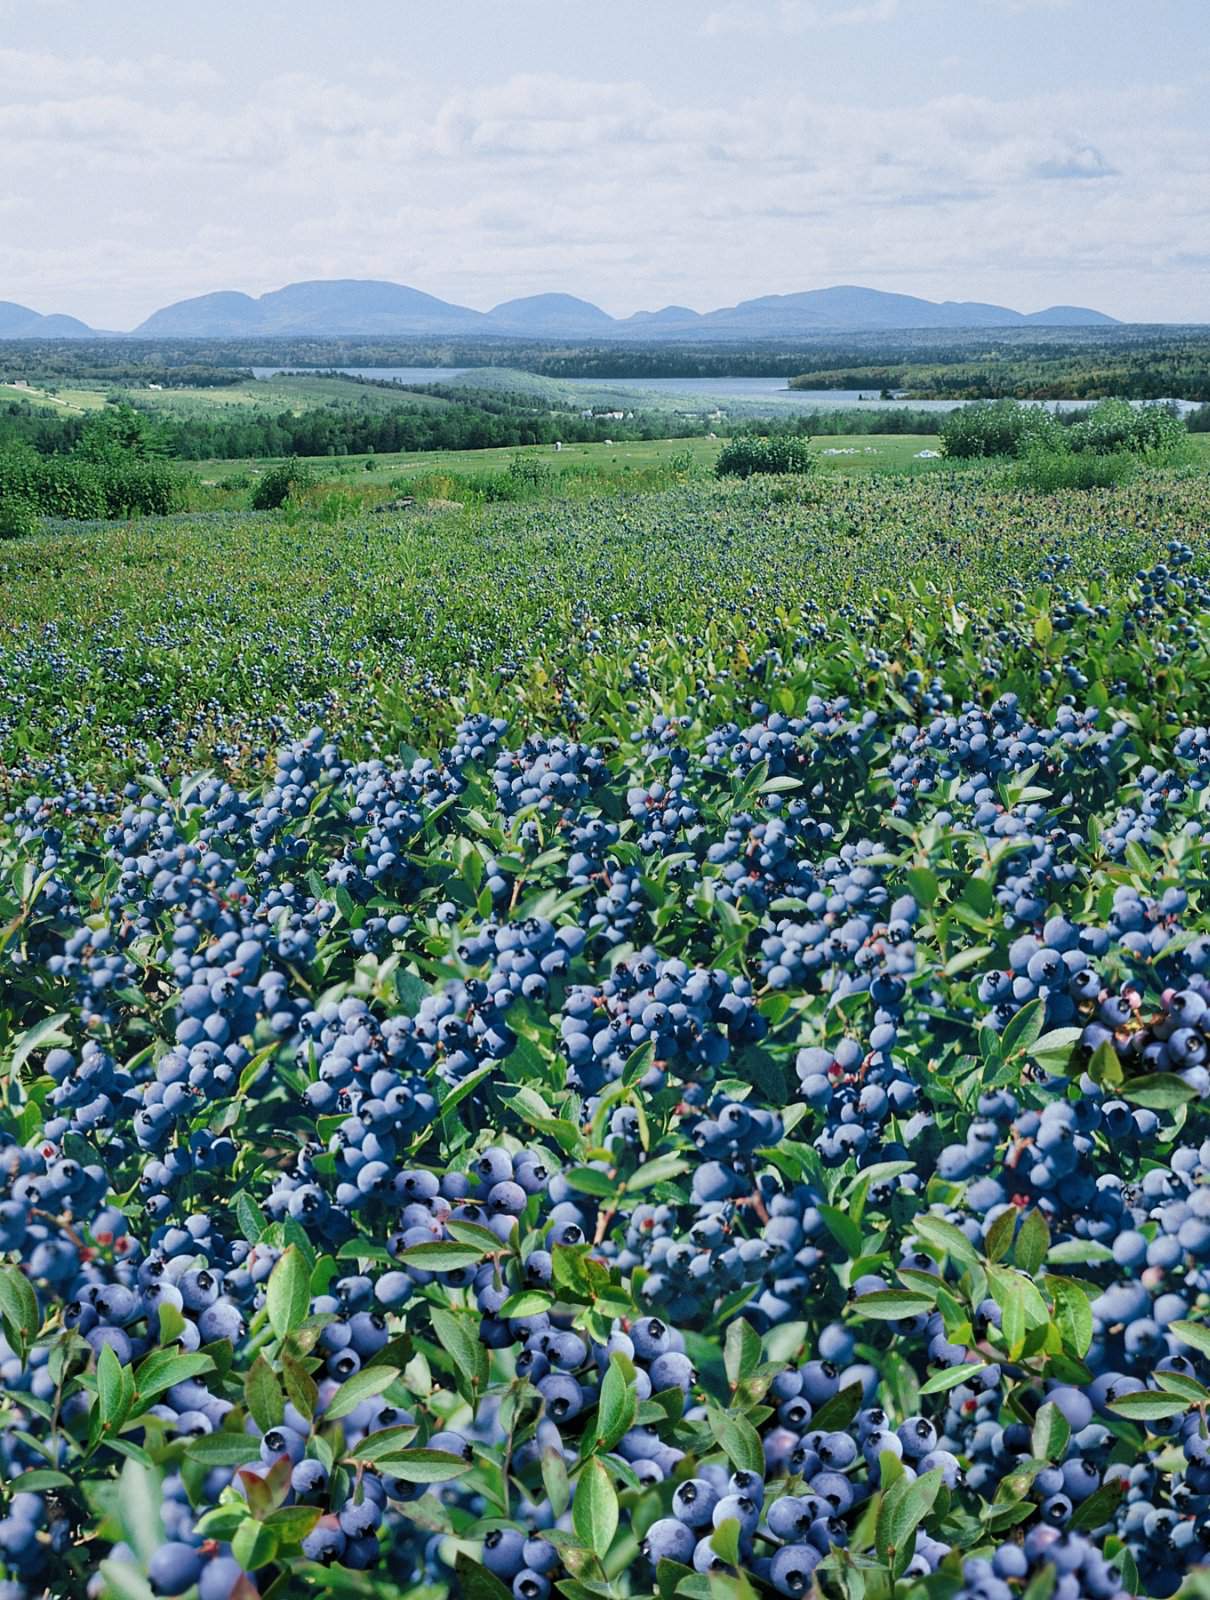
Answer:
[1045,1276,1093,1359]
[431,1307,489,1393]
[1015,1209,1051,1277]
[565,1167,620,1199]
[134,1349,216,1409]
[1045,1239,1114,1266]
[325,1364,401,1422]
[985,1207,1017,1264]
[1106,1392,1190,1422]
[99,1562,155,1600]
[0,1266,40,1355]
[1069,1479,1126,1532]
[116,1456,163,1566]
[1087,1040,1124,1089]
[707,1409,765,1476]
[232,1516,279,1571]
[912,1213,980,1268]
[1115,1546,1140,1597]
[1171,1320,1210,1360]
[9,1469,73,1492]
[1155,1370,1210,1403]
[499,1291,554,1318]
[876,1467,943,1579]
[1000,999,1045,1057]
[573,1457,619,1560]
[905,867,939,908]
[724,1319,762,1388]
[375,1448,475,1482]
[710,1517,742,1566]
[763,1323,807,1365]
[1031,1402,1071,1462]
[625,1153,690,1192]
[1120,1074,1199,1110]
[818,1203,864,1259]
[1029,1027,1082,1071]
[596,1355,637,1452]
[396,1241,490,1272]
[266,1246,310,1341]
[455,1554,515,1600]
[185,1432,265,1467]
[8,1012,71,1078]
[988,1265,1049,1355]
[1022,1567,1057,1600]
[243,1354,284,1435]
[919,1363,988,1395]
[232,1196,268,1241]
[265,1504,323,1542]
[445,1220,508,1252]
[810,1381,865,1432]
[282,1352,319,1424]
[542,1445,571,1519]
[851,1290,934,1320]
[352,1424,420,1462]
[97,1342,127,1426]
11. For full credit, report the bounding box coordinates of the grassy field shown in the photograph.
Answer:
[194,430,949,486]
[4,461,1210,787]
[4,373,452,417]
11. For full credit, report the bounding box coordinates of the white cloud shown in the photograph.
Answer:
[704,0,899,34]
[0,36,1204,325]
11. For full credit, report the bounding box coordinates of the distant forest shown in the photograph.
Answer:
[3,325,1210,398]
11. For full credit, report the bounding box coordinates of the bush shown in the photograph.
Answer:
[0,441,186,520]
[250,459,318,510]
[36,457,109,520]
[99,460,188,517]
[940,400,1063,460]
[715,434,814,478]
[1013,445,1137,493]
[1067,398,1187,460]
[0,493,40,539]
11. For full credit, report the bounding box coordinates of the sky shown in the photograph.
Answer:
[1,0,1207,328]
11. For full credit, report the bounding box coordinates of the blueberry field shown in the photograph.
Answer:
[5,466,1210,1600]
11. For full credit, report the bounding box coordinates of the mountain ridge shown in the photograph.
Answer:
[1,281,1122,340]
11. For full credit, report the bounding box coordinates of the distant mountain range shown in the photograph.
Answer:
[0,300,95,339]
[1,280,1121,341]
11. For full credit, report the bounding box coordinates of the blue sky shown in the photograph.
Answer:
[1,0,1207,327]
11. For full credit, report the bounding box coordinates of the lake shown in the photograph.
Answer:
[250,367,1201,416]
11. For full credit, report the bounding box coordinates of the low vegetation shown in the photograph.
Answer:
[2,466,1210,1598]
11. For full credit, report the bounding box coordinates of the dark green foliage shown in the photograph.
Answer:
[715,433,814,477]
[249,458,318,509]
[0,492,39,539]
[1066,398,1187,459]
[0,443,185,520]
[1012,445,1138,493]
[940,400,1064,459]
[75,401,169,463]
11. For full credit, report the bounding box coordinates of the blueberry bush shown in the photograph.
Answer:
[1,470,1210,1599]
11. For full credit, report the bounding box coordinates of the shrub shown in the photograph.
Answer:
[0,441,186,520]
[0,493,40,539]
[1013,445,1137,493]
[940,400,1063,459]
[250,459,318,510]
[99,459,188,517]
[715,434,814,478]
[36,457,109,520]
[1068,398,1187,460]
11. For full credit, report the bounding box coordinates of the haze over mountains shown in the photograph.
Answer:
[2,279,1121,341]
